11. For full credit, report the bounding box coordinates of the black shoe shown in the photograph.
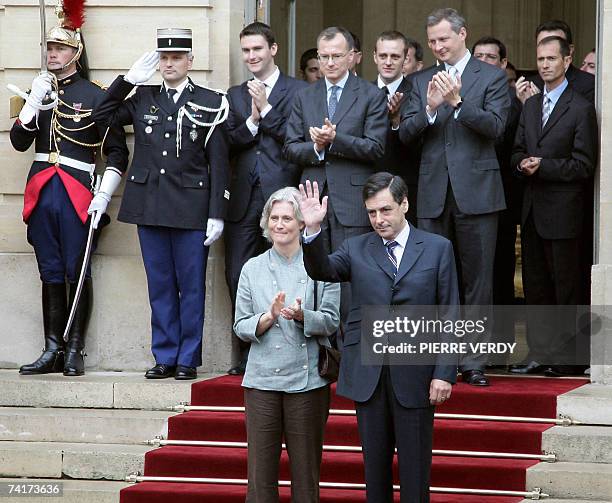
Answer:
[462,369,490,386]
[544,365,587,377]
[64,280,92,377]
[227,362,246,376]
[145,364,176,379]
[175,366,197,380]
[20,283,68,375]
[509,360,545,374]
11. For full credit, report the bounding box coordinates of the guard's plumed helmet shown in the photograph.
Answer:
[46,0,86,68]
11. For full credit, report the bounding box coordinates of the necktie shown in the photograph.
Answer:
[448,66,458,82]
[542,95,552,128]
[385,240,399,270]
[166,88,177,106]
[328,85,339,120]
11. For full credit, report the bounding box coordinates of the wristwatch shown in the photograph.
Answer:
[454,99,463,110]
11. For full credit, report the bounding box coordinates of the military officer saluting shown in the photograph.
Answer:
[9,0,128,376]
[91,28,230,380]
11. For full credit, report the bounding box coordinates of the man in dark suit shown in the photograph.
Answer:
[91,29,229,380]
[373,30,419,225]
[399,8,510,385]
[472,37,523,359]
[511,36,597,376]
[224,22,306,375]
[284,26,387,321]
[300,173,459,502]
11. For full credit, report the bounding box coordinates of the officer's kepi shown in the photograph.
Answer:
[156,28,192,52]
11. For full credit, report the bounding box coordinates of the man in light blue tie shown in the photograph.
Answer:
[398,8,510,386]
[284,26,388,324]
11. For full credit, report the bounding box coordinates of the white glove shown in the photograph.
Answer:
[19,72,53,125]
[204,218,224,246]
[87,170,122,229]
[28,72,53,105]
[125,51,159,85]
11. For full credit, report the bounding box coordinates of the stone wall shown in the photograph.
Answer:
[0,0,248,372]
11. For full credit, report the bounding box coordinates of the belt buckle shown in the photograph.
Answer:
[48,152,59,164]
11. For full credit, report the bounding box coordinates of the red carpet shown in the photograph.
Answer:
[121,375,586,502]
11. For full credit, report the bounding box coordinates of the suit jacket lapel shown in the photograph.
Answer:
[540,87,572,140]
[394,226,424,285]
[267,72,287,108]
[368,234,396,281]
[315,78,329,123]
[458,57,481,99]
[330,73,358,125]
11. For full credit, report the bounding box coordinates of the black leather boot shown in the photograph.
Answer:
[64,279,92,376]
[19,283,67,375]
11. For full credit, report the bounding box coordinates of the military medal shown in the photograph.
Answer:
[73,103,82,122]
[189,129,198,142]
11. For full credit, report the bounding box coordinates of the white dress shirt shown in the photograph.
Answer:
[426,49,471,124]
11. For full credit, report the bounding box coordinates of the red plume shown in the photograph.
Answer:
[61,0,86,30]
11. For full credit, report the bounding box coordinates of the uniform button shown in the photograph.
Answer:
[56,138,61,142]
[165,133,170,138]
[302,365,308,369]
[130,175,135,180]
[162,151,167,156]
[160,169,166,174]
[59,90,64,95]
[192,124,197,129]
[275,323,280,328]
[301,343,306,347]
[199,181,203,187]
[275,368,281,373]
[148,120,153,125]
[168,116,173,121]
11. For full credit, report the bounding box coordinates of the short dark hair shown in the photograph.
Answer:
[299,48,318,72]
[376,30,409,56]
[240,22,276,47]
[362,172,408,205]
[535,20,573,45]
[426,8,467,33]
[406,37,423,62]
[472,36,507,61]
[538,35,571,58]
[506,61,517,72]
[317,26,354,51]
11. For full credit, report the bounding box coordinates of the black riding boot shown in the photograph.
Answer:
[19,283,67,375]
[64,279,92,376]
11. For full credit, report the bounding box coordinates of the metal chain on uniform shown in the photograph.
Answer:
[175,87,229,157]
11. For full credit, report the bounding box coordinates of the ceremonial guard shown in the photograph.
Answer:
[9,0,128,376]
[91,29,230,380]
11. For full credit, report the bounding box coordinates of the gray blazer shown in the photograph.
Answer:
[399,57,510,218]
[234,248,341,392]
[283,73,388,227]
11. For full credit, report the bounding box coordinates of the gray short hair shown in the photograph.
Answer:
[316,26,354,51]
[426,8,467,34]
[260,187,304,242]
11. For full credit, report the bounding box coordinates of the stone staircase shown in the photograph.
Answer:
[0,369,219,502]
[520,383,612,502]
[1,370,611,502]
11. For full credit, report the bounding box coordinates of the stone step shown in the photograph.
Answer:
[0,407,174,444]
[0,441,151,480]
[0,478,127,503]
[0,369,219,410]
[557,384,612,425]
[542,425,612,463]
[526,462,612,501]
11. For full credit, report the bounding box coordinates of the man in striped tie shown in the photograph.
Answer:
[301,172,460,502]
[511,36,597,376]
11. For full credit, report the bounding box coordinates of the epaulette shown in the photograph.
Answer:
[10,95,25,118]
[91,80,107,90]
[188,81,226,96]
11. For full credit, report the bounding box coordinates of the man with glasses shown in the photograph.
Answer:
[284,26,387,323]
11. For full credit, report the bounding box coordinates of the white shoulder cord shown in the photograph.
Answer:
[175,93,229,157]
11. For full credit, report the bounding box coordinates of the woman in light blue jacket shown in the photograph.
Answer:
[234,187,340,503]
